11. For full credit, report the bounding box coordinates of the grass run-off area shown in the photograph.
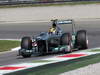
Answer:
[0,1,100,8]
[14,52,100,75]
[0,40,20,52]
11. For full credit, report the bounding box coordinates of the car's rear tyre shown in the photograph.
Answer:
[21,36,32,58]
[75,30,88,50]
[60,33,72,53]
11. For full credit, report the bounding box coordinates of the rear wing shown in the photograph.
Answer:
[51,19,76,33]
[57,20,74,25]
[51,19,74,24]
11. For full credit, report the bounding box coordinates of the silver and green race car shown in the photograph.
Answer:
[19,19,88,58]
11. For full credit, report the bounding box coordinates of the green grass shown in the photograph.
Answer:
[0,40,20,52]
[89,49,100,52]
[32,60,53,63]
[0,1,100,8]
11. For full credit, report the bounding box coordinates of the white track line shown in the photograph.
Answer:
[11,47,20,51]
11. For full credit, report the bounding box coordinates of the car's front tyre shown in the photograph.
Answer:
[21,36,32,58]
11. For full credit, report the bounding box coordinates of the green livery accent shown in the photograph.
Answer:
[72,33,76,45]
[52,45,67,52]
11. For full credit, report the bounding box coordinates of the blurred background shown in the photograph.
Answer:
[0,0,100,5]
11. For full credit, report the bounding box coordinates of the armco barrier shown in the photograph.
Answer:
[0,0,100,5]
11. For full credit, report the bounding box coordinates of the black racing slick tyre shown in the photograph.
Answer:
[21,37,32,58]
[75,30,88,50]
[60,33,72,53]
[21,37,32,50]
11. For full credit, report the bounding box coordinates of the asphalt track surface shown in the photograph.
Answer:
[0,20,100,65]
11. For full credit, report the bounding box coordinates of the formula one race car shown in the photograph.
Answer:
[19,19,88,58]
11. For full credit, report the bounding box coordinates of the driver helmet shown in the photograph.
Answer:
[49,27,56,34]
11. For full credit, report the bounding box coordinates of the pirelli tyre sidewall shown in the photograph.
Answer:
[75,30,88,50]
